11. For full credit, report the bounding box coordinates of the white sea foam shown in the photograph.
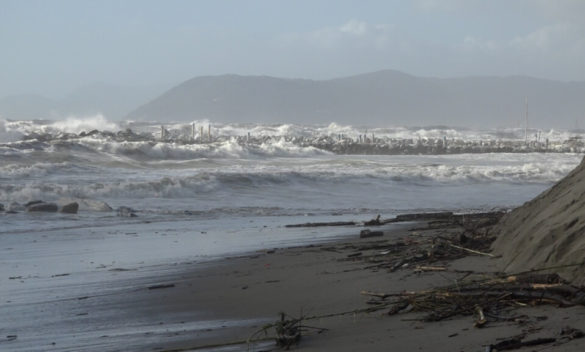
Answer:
[0,115,118,139]
[1,153,579,205]
[1,118,583,222]
[0,118,24,143]
[2,117,585,144]
[48,114,118,134]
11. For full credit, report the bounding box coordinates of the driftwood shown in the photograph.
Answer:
[414,265,447,273]
[488,337,557,351]
[474,306,487,327]
[369,272,585,324]
[285,221,356,228]
[284,211,506,229]
[486,326,584,352]
[342,227,497,273]
[359,229,384,238]
[274,313,302,349]
[447,243,496,257]
[364,214,382,226]
[360,290,392,299]
[147,283,175,290]
[394,212,454,222]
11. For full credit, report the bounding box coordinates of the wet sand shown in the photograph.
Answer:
[3,222,585,352]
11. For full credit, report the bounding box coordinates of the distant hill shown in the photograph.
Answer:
[0,83,161,120]
[127,70,585,128]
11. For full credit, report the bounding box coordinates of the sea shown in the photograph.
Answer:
[0,115,583,351]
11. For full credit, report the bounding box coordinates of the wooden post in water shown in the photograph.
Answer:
[200,126,203,143]
[192,123,196,141]
[208,124,211,142]
[160,125,165,140]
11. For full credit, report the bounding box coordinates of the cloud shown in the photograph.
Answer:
[339,19,368,36]
[462,22,585,55]
[510,23,585,52]
[462,36,499,52]
[455,21,585,81]
[285,19,395,50]
[274,16,585,82]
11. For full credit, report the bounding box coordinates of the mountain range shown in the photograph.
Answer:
[2,70,584,128]
[127,70,585,128]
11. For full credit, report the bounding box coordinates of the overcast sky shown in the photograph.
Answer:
[1,0,584,98]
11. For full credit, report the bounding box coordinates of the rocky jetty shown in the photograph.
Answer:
[18,126,585,155]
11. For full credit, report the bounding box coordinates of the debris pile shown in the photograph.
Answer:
[361,273,585,325]
[332,212,502,272]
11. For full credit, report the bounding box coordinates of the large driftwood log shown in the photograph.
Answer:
[285,221,356,228]
[285,211,506,228]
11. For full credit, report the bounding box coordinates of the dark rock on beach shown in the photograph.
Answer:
[24,200,44,207]
[360,229,384,238]
[27,202,59,212]
[117,206,137,217]
[60,202,79,214]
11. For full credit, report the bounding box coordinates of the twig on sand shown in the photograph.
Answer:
[247,312,330,350]
[447,243,496,257]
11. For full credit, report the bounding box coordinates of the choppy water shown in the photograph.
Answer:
[1,116,583,235]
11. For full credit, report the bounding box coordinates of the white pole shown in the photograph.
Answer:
[524,97,528,144]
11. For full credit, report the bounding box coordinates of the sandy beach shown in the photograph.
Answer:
[5,216,583,352]
[152,219,585,352]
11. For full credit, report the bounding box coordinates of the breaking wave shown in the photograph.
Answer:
[1,117,582,216]
[2,116,584,143]
[0,155,578,204]
[48,114,119,134]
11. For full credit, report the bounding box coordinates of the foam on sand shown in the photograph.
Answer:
[492,156,585,285]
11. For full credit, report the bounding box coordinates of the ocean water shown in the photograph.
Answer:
[1,116,583,351]
[1,116,582,268]
[1,117,583,238]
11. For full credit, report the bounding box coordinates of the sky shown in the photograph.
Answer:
[1,0,585,98]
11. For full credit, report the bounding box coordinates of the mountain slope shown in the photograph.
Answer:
[127,70,585,128]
